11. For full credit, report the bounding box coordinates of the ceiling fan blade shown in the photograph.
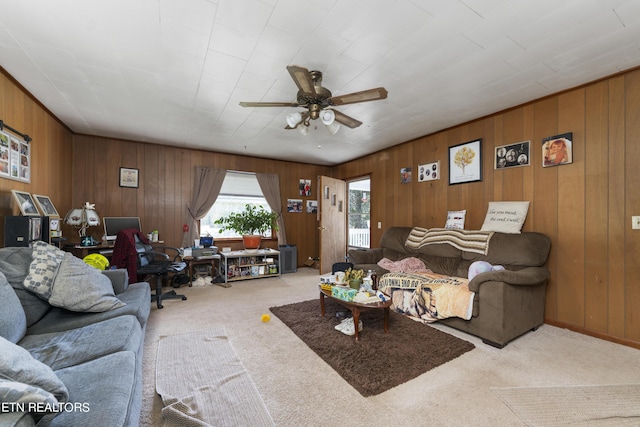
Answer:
[332,109,363,128]
[239,101,299,107]
[330,87,388,106]
[287,65,316,96]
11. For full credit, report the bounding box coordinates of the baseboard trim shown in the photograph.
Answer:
[544,319,640,350]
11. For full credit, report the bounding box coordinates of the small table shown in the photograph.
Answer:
[319,287,392,342]
[182,255,221,286]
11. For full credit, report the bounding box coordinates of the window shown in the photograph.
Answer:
[347,177,370,248]
[200,171,272,238]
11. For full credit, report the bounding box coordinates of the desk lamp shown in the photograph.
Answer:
[64,202,100,246]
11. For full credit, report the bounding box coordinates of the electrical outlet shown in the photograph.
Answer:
[633,216,640,230]
[377,222,382,229]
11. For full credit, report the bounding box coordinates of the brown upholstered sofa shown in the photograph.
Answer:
[348,227,551,348]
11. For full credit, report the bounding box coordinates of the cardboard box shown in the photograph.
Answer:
[304,257,320,269]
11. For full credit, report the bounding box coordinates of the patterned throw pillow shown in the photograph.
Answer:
[445,210,466,229]
[23,241,66,300]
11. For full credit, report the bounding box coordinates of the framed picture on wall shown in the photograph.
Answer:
[449,139,482,185]
[11,190,39,216]
[495,140,530,169]
[119,167,139,188]
[542,132,573,167]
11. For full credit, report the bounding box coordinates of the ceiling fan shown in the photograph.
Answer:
[239,65,388,134]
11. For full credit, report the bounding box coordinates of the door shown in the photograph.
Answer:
[318,175,346,275]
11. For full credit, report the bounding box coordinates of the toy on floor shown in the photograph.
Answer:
[261,314,271,322]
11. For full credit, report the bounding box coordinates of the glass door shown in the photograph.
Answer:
[347,177,370,249]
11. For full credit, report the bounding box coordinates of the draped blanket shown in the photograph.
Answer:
[377,257,431,273]
[405,227,494,255]
[378,272,474,323]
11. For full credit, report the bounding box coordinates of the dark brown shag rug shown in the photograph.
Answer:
[269,298,475,396]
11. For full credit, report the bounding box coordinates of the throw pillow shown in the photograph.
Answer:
[0,379,60,422]
[445,210,466,229]
[48,253,126,312]
[0,336,68,403]
[23,241,65,301]
[480,201,530,234]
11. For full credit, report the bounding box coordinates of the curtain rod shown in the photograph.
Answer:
[0,120,31,142]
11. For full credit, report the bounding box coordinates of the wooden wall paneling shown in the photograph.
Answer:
[468,119,493,229]
[624,70,640,342]
[556,89,586,327]
[394,143,414,227]
[492,115,505,202]
[521,105,535,232]
[446,128,466,223]
[584,81,610,333]
[532,97,559,320]
[118,139,137,216]
[500,109,525,203]
[607,75,626,337]
[163,146,177,245]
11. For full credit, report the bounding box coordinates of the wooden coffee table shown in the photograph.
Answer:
[319,287,392,341]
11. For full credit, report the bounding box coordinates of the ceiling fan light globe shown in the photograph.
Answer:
[320,109,335,125]
[325,121,340,135]
[286,112,302,128]
[298,125,309,136]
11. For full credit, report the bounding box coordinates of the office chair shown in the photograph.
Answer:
[134,236,188,309]
[331,262,353,274]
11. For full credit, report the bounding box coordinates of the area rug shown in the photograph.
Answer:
[491,384,640,426]
[269,298,475,397]
[156,328,275,427]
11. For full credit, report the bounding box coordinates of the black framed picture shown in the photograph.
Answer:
[495,140,530,169]
[449,139,482,185]
[119,167,139,188]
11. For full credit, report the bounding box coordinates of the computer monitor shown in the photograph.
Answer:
[103,217,142,241]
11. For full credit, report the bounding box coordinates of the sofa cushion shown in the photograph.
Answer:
[0,336,68,405]
[0,247,51,327]
[379,227,413,255]
[23,241,66,301]
[51,351,138,427]
[0,379,58,425]
[19,315,142,371]
[0,272,27,343]
[462,232,551,267]
[480,201,529,234]
[26,282,151,335]
[49,253,125,313]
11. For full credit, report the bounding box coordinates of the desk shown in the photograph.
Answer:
[62,241,167,260]
[182,255,221,286]
[63,244,114,259]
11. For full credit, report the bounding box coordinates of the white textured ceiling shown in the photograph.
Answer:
[1,0,639,166]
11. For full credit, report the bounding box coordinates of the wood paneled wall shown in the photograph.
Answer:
[3,63,639,348]
[71,135,331,267]
[334,69,640,348]
[0,70,73,246]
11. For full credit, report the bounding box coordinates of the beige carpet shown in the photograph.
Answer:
[141,268,640,427]
[491,384,640,426]
[156,328,275,427]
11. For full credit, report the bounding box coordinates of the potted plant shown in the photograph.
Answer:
[214,204,278,251]
[343,267,365,290]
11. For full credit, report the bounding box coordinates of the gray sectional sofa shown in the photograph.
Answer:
[0,244,151,426]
